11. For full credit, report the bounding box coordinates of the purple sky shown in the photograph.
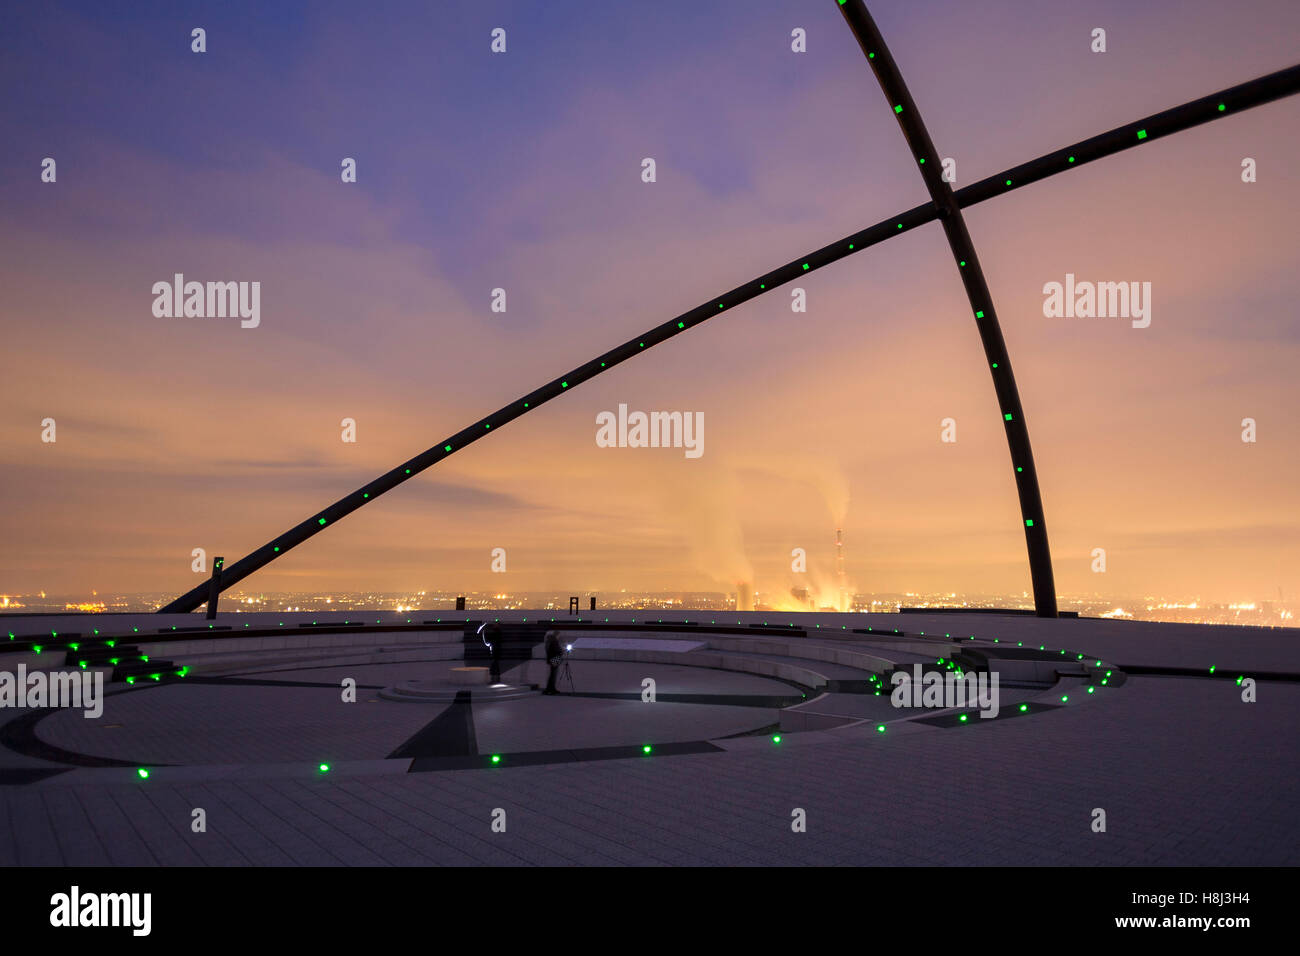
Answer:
[1,0,1298,609]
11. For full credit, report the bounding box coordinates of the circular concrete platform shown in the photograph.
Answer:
[379,679,538,702]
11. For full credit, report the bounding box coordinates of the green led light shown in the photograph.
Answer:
[1016,466,1023,472]
[896,223,903,229]
[976,310,985,318]
[109,658,119,665]
[1218,103,1226,111]
[1005,179,1012,186]
[991,361,998,368]
[772,735,781,744]
[405,468,411,474]
[318,518,326,525]
[561,381,568,388]
[639,342,645,347]
[1087,687,1095,694]
[491,754,501,764]
[1136,129,1147,140]
[759,284,765,289]
[319,763,330,773]
[444,445,452,451]
[894,104,903,114]
[848,244,853,250]
[876,724,886,733]
[918,158,925,164]
[959,260,966,267]
[137,768,150,779]
[1061,695,1069,702]
[273,546,280,552]
[1004,413,1013,421]
[959,714,968,723]
[126,676,135,684]
[677,322,684,328]
[1026,519,1034,527]
[868,52,874,58]
[642,745,652,754]
[363,493,369,498]
[802,263,809,270]
[600,362,605,367]
[1019,704,1028,712]
[1068,155,1075,163]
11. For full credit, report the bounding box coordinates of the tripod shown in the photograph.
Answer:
[559,654,575,693]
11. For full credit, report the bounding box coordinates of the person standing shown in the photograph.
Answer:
[543,630,563,695]
[484,621,504,684]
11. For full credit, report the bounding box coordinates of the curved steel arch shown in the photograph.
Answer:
[160,50,1300,614]
[840,1,1056,613]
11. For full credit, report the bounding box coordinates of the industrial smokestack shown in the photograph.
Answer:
[835,529,846,613]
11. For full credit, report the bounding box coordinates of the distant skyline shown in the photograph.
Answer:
[2,0,1298,607]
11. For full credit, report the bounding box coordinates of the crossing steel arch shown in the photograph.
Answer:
[839,0,1057,612]
[159,11,1300,615]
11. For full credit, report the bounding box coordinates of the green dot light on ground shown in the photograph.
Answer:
[137,768,149,779]
[772,735,781,744]
[319,763,330,773]
[491,755,501,764]
[876,724,886,733]
[1019,704,1028,712]
[642,745,652,754]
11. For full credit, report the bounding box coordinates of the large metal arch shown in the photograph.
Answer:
[159,42,1300,614]
[839,0,1057,613]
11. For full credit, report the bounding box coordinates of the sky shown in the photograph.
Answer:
[1,0,1298,608]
